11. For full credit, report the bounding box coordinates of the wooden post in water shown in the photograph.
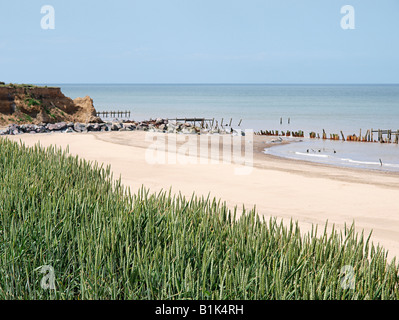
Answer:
[229,118,232,127]
[395,130,399,144]
[238,119,242,126]
[340,131,345,141]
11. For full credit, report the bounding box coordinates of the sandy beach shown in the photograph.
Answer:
[5,131,399,261]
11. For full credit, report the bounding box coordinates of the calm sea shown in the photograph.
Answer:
[51,84,399,171]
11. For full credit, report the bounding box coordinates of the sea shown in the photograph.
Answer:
[50,84,399,172]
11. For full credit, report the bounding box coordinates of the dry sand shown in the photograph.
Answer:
[5,131,399,261]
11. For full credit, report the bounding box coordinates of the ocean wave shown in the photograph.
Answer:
[294,152,329,158]
[340,158,380,166]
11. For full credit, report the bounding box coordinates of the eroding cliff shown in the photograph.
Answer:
[0,84,101,125]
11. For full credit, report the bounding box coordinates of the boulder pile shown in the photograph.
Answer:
[0,118,241,136]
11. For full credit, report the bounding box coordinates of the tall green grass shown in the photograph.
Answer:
[0,139,398,299]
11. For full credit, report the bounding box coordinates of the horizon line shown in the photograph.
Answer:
[35,82,399,86]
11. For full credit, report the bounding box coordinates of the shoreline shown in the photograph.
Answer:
[3,131,399,261]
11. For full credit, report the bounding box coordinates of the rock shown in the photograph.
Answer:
[72,96,102,123]
[232,129,245,136]
[181,127,197,134]
[104,123,112,131]
[48,122,67,131]
[167,123,176,133]
[122,124,135,131]
[136,123,149,131]
[74,123,86,132]
[35,125,47,133]
[111,122,123,131]
[7,124,19,135]
[86,123,101,132]
[64,128,74,133]
[19,124,32,133]
[86,123,102,131]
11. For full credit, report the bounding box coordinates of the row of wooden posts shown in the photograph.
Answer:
[167,118,243,130]
[256,130,304,137]
[309,129,399,144]
[94,111,397,144]
[96,111,131,118]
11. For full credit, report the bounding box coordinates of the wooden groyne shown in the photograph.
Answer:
[256,130,304,137]
[310,129,399,144]
[166,118,242,129]
[256,128,399,144]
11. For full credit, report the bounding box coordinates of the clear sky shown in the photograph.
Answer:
[1,0,398,84]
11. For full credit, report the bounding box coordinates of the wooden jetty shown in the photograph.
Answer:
[372,129,399,144]
[96,110,131,119]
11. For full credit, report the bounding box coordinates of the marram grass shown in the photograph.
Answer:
[0,139,398,300]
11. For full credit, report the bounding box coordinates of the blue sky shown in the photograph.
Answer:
[1,0,398,84]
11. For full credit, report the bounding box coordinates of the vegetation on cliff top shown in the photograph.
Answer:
[0,82,57,89]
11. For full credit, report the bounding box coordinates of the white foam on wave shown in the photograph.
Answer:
[294,152,328,158]
[382,163,399,168]
[264,145,399,172]
[339,158,399,167]
[340,158,380,166]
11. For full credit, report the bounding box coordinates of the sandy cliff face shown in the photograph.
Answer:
[0,86,102,125]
